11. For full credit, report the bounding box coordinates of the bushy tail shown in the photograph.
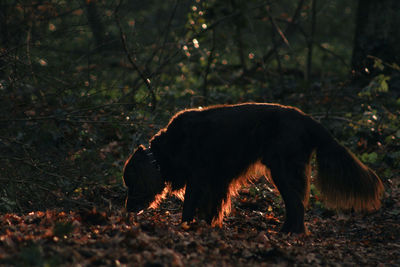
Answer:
[309,119,384,212]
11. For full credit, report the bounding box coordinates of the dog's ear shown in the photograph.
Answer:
[132,145,147,161]
[136,145,144,152]
[123,145,144,186]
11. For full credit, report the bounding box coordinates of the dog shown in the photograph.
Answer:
[123,103,384,233]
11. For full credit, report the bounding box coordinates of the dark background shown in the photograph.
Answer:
[0,0,399,213]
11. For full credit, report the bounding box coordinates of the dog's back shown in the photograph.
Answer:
[126,103,383,233]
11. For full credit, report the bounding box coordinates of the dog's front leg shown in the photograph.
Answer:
[181,180,199,223]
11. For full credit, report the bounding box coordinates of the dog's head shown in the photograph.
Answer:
[123,145,164,212]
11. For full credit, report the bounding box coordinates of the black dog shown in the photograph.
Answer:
[123,103,384,233]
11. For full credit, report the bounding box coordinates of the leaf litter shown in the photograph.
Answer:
[0,179,399,266]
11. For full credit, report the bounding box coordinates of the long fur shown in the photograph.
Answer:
[315,139,384,211]
[302,117,384,212]
[124,103,384,233]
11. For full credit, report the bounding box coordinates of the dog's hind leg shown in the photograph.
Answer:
[266,157,310,234]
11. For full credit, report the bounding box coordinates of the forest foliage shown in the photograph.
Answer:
[0,0,399,216]
[1,1,400,266]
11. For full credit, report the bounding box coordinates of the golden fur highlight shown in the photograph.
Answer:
[315,147,384,212]
[212,160,271,226]
[149,183,186,210]
[148,184,170,210]
[316,167,384,212]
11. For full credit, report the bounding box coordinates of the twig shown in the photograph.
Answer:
[190,3,267,39]
[367,55,400,72]
[266,5,283,82]
[114,0,156,109]
[316,43,349,68]
[157,0,180,70]
[312,114,368,127]
[296,23,349,69]
[202,29,216,104]
[262,0,305,64]
[266,8,291,49]
[243,0,305,76]
[0,177,95,209]
[306,0,317,82]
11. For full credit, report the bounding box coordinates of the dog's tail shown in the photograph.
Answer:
[307,117,384,212]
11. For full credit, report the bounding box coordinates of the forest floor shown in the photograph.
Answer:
[1,177,399,267]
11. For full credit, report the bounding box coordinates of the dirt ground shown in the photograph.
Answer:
[1,178,399,266]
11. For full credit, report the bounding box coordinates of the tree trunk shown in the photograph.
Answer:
[83,0,107,49]
[0,3,9,48]
[352,0,400,73]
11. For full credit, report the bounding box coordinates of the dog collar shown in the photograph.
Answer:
[146,148,160,171]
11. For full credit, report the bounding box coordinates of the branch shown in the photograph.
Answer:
[202,29,216,104]
[316,43,349,68]
[306,0,317,82]
[266,8,291,49]
[114,0,156,109]
[244,0,306,76]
